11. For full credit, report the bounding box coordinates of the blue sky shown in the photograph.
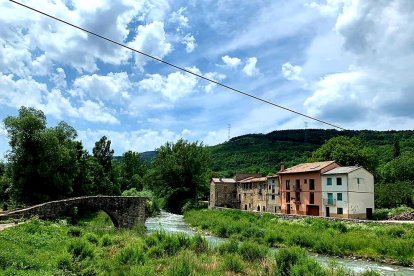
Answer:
[1,0,414,156]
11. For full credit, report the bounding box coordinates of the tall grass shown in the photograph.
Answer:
[184,209,414,266]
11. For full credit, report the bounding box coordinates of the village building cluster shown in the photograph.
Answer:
[209,161,375,219]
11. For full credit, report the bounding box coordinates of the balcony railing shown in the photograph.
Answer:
[323,198,336,206]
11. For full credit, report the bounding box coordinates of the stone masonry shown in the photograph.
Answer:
[0,196,147,228]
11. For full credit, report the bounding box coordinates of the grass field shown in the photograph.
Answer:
[184,209,414,266]
[0,211,383,275]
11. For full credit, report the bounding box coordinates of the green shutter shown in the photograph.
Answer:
[337,193,342,201]
[327,178,332,186]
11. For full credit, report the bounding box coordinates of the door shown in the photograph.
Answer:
[366,208,373,220]
[307,205,319,216]
[325,207,330,217]
[287,204,291,214]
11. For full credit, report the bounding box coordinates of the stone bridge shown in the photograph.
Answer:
[0,196,147,228]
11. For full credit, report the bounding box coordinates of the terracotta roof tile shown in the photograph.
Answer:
[278,161,336,174]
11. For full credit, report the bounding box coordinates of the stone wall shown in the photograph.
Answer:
[0,196,147,228]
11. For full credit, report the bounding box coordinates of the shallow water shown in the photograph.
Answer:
[145,211,414,275]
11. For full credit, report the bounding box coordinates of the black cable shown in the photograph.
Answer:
[9,0,345,130]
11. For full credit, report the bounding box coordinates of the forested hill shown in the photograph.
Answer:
[209,129,414,175]
[139,129,414,176]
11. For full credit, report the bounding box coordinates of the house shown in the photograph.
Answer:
[266,175,280,213]
[321,166,374,219]
[209,174,261,209]
[238,176,268,212]
[209,178,238,209]
[278,161,340,216]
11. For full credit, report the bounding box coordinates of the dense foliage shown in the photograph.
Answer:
[0,213,380,275]
[185,209,414,266]
[145,139,212,213]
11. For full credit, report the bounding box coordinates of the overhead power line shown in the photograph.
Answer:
[9,0,345,130]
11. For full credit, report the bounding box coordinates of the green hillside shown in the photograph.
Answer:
[209,129,414,175]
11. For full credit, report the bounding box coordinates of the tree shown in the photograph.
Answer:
[393,136,401,159]
[91,136,119,195]
[378,155,414,184]
[3,107,79,204]
[310,136,377,172]
[147,139,211,213]
[118,151,146,192]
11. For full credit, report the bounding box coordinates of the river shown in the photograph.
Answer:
[146,211,414,275]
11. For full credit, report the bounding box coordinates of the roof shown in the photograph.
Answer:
[239,176,267,183]
[322,166,361,175]
[267,174,278,179]
[278,161,336,174]
[211,178,236,183]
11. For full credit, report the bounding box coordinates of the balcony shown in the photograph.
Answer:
[323,198,336,206]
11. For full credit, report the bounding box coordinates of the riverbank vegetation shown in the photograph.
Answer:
[0,212,380,275]
[184,209,414,266]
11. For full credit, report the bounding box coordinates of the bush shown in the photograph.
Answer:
[190,234,208,254]
[101,234,112,247]
[166,251,194,276]
[118,245,146,265]
[372,208,390,220]
[239,241,268,261]
[275,247,311,276]
[67,227,83,237]
[67,239,95,260]
[84,233,99,245]
[222,254,244,273]
[218,239,239,254]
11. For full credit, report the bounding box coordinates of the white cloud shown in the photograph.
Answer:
[203,72,226,93]
[281,62,303,81]
[78,128,182,153]
[138,68,199,101]
[303,0,414,125]
[71,72,132,104]
[170,7,189,29]
[51,68,67,89]
[221,55,241,68]
[242,57,260,76]
[128,21,173,69]
[182,34,196,53]
[78,100,119,125]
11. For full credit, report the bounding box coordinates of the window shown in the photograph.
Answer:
[337,207,343,214]
[309,179,315,190]
[337,193,342,201]
[286,180,290,189]
[337,177,342,185]
[238,194,241,200]
[327,178,332,186]
[262,206,266,212]
[295,192,300,202]
[245,205,247,210]
[310,192,314,204]
[286,192,291,202]
[296,179,300,186]
[272,194,275,200]
[268,185,271,190]
[257,205,260,211]
[272,179,275,183]
[357,178,361,184]
[327,193,333,204]
[304,179,307,184]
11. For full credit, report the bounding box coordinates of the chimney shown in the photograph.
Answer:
[280,164,285,172]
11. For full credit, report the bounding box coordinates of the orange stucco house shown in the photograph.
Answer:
[278,161,340,216]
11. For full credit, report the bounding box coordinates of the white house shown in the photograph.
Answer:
[321,166,374,219]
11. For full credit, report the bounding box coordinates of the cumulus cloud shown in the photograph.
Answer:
[170,7,189,29]
[138,68,200,101]
[51,68,67,89]
[221,55,241,68]
[281,62,303,81]
[182,34,196,53]
[242,57,260,76]
[78,100,119,125]
[78,128,182,153]
[303,0,414,125]
[203,72,226,93]
[71,72,132,104]
[128,21,173,69]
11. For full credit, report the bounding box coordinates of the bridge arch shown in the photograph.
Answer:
[0,196,147,229]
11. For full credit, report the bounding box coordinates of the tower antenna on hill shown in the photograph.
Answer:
[228,124,231,141]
